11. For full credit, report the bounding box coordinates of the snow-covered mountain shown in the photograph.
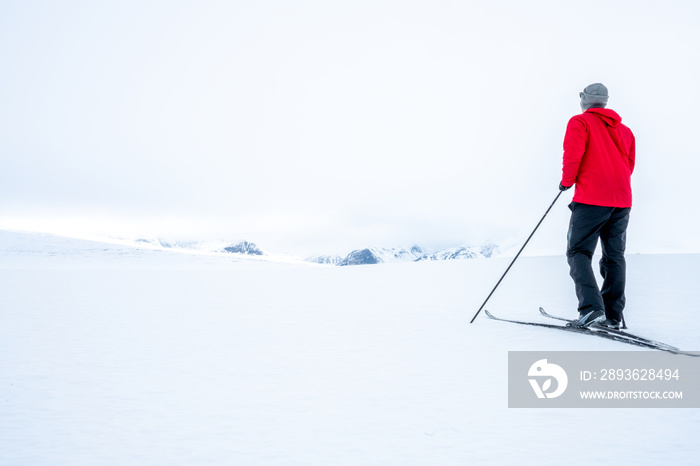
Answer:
[418,243,497,261]
[307,255,344,265]
[221,241,264,256]
[134,238,265,256]
[308,243,498,266]
[16,231,497,266]
[339,245,425,266]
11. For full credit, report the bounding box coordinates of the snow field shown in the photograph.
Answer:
[1,232,699,465]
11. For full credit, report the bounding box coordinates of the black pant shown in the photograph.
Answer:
[566,202,631,322]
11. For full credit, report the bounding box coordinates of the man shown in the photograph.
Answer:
[559,83,636,329]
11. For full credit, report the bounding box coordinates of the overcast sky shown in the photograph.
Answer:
[1,0,699,256]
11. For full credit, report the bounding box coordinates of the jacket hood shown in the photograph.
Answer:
[586,107,622,127]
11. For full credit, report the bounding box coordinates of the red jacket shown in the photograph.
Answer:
[561,108,636,207]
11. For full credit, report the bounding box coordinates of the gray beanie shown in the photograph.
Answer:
[580,83,609,110]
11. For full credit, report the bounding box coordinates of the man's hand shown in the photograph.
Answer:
[559,183,573,191]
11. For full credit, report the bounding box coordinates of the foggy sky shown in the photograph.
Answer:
[1,0,699,256]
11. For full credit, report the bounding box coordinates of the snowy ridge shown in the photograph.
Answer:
[307,255,344,265]
[2,229,498,267]
[133,238,265,256]
[339,245,424,266]
[418,243,497,262]
[136,240,499,265]
[308,243,498,266]
[0,230,308,268]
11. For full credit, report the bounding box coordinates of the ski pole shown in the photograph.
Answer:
[470,190,563,323]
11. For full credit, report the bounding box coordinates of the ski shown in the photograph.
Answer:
[538,307,680,352]
[484,310,699,356]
